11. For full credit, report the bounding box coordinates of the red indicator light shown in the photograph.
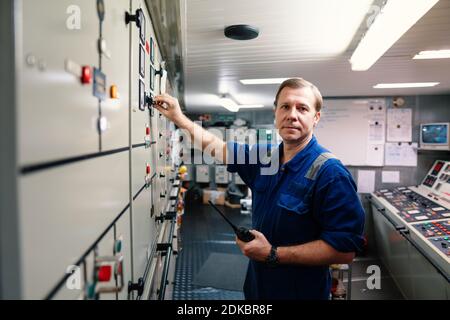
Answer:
[81,66,92,84]
[97,265,112,282]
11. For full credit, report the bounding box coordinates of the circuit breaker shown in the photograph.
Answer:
[196,165,210,183]
[215,165,229,184]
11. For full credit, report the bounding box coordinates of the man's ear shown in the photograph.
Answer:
[314,111,321,127]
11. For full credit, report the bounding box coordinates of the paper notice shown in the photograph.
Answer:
[382,171,400,183]
[387,108,412,142]
[357,170,376,193]
[385,142,418,166]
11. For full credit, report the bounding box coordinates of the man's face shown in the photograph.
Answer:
[274,86,321,144]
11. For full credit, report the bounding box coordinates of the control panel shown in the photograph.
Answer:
[369,159,450,294]
[420,160,450,199]
[412,220,450,257]
[374,187,450,222]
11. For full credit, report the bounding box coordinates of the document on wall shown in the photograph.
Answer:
[367,101,386,143]
[385,142,418,166]
[382,171,400,183]
[366,143,384,166]
[368,120,385,143]
[357,170,376,193]
[387,108,412,142]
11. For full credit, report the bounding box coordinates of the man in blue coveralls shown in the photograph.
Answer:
[154,78,365,300]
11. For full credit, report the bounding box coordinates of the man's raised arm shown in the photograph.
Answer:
[153,94,227,164]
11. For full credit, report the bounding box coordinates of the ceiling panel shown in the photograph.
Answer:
[183,0,450,113]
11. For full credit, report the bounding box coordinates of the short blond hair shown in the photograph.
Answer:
[274,78,323,112]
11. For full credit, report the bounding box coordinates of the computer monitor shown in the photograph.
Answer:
[419,122,450,150]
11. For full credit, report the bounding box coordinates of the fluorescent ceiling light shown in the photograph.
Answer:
[218,96,240,112]
[218,95,264,112]
[350,0,439,71]
[240,78,288,85]
[239,105,264,109]
[413,49,450,59]
[374,82,439,89]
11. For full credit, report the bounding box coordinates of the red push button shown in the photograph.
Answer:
[97,265,112,282]
[81,66,92,84]
[146,126,150,136]
[146,164,151,175]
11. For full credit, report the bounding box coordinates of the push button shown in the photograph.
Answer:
[81,66,92,84]
[110,85,118,99]
[97,265,112,282]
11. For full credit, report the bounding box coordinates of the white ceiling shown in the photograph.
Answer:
[183,0,450,113]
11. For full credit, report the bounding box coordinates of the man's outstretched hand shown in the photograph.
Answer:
[153,94,187,126]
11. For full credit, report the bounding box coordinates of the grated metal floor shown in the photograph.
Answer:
[173,201,250,300]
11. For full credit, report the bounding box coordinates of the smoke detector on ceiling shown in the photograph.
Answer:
[224,25,259,40]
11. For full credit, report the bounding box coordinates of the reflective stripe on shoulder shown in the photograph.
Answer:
[304,152,337,180]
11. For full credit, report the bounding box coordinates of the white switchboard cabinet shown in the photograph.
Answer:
[1,0,181,300]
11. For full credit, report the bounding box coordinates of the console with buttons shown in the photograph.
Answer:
[369,160,450,299]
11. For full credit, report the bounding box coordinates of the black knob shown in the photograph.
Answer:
[145,93,154,108]
[155,67,165,77]
[128,277,144,296]
[125,9,143,28]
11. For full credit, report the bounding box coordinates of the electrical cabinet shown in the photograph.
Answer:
[2,0,182,300]
[196,165,210,183]
[215,165,229,184]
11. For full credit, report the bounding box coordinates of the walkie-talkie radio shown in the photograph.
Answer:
[208,200,255,242]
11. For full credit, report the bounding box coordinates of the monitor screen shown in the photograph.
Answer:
[421,124,448,144]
